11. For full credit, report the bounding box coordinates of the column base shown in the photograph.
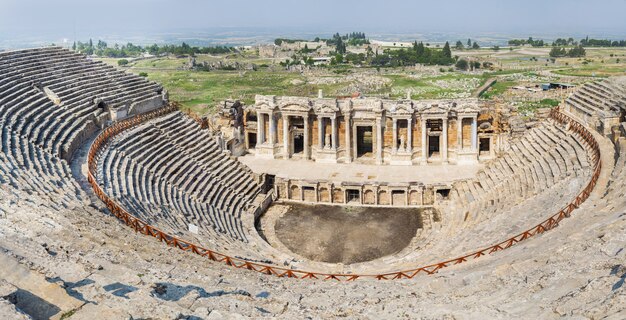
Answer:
[254,143,280,159]
[390,152,413,165]
[315,148,339,164]
[457,150,479,164]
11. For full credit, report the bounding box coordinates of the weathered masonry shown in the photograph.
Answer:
[271,178,452,207]
[244,95,499,165]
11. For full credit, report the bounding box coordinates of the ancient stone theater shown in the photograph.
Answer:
[0,46,624,318]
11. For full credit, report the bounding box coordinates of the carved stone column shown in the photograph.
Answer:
[457,116,463,151]
[283,115,290,158]
[407,118,413,153]
[258,113,265,144]
[256,112,263,146]
[442,117,448,164]
[318,116,324,149]
[471,115,478,151]
[376,117,383,164]
[421,118,427,164]
[268,112,275,145]
[304,114,310,159]
[392,118,398,154]
[331,116,337,150]
[344,114,351,163]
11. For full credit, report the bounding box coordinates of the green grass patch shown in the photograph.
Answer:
[480,81,516,99]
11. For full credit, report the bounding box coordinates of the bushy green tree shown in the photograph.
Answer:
[549,46,567,57]
[455,59,469,70]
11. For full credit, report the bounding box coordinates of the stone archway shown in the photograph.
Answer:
[319,187,330,202]
[290,185,301,201]
[332,188,344,203]
[409,190,420,205]
[363,189,375,204]
[378,190,390,205]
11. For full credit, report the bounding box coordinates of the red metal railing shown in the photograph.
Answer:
[87,106,602,281]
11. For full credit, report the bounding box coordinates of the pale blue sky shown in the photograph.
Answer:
[1,0,625,47]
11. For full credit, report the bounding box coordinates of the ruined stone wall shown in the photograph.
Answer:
[277,116,284,147]
[273,178,448,207]
[338,117,347,151]
[384,118,394,148]
[413,119,422,150]
[462,118,473,148]
[311,117,319,147]
[448,119,458,149]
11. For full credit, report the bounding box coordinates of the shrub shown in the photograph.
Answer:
[455,59,469,70]
[117,59,129,66]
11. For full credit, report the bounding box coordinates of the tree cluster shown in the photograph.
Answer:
[511,36,626,48]
[580,36,626,47]
[552,38,577,46]
[455,39,480,50]
[508,37,545,47]
[73,39,234,58]
[326,32,370,50]
[549,45,586,58]
[274,38,306,46]
[370,41,454,67]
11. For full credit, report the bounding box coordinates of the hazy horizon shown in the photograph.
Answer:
[1,0,626,49]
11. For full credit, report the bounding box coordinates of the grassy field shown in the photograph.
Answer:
[96,46,626,115]
[481,81,517,99]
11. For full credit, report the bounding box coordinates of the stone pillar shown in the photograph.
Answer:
[471,116,478,151]
[318,116,324,148]
[304,114,310,159]
[258,113,265,144]
[392,118,398,154]
[331,117,337,149]
[283,115,290,158]
[442,117,448,164]
[268,112,275,145]
[421,118,427,164]
[407,118,413,153]
[457,116,463,151]
[256,112,263,146]
[344,114,351,163]
[376,117,383,164]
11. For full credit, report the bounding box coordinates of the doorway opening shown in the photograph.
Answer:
[428,135,440,157]
[479,137,490,154]
[293,133,304,154]
[356,126,373,157]
[346,189,360,203]
[248,132,257,149]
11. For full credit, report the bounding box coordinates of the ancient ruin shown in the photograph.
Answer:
[0,47,624,319]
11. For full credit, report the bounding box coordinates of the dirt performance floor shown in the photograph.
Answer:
[273,204,428,264]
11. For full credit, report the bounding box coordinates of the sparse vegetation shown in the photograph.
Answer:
[90,36,625,115]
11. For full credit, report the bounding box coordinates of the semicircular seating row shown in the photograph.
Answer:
[94,111,269,258]
[360,120,595,272]
[0,46,606,274]
[0,47,164,209]
[566,77,626,120]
